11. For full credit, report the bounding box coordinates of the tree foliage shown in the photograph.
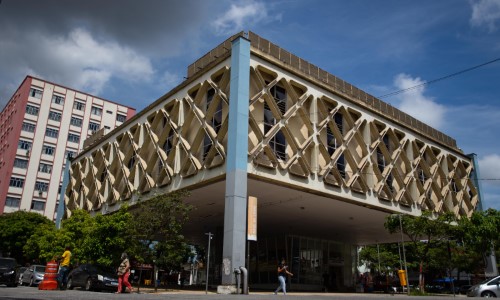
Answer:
[128,190,193,270]
[0,211,53,264]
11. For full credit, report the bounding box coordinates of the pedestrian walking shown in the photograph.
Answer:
[57,246,72,290]
[274,258,293,295]
[116,252,133,294]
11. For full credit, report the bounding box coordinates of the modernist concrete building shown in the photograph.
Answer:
[62,32,481,291]
[0,76,135,219]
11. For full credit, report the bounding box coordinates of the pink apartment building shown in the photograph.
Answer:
[0,76,135,220]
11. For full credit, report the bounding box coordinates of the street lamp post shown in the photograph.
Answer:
[205,232,213,295]
[399,214,410,295]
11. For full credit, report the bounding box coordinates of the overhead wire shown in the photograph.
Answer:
[377,57,500,99]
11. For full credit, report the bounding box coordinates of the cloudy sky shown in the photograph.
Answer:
[0,0,499,210]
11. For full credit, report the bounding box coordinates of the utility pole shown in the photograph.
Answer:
[205,232,214,294]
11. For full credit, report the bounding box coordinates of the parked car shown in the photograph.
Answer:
[20,265,45,286]
[67,264,118,292]
[467,276,500,297]
[17,267,27,286]
[0,257,18,287]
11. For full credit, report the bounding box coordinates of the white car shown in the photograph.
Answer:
[20,265,45,286]
[467,276,500,298]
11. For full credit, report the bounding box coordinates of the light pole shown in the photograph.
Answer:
[205,232,213,294]
[398,214,410,295]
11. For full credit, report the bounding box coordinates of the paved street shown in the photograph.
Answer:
[0,286,465,300]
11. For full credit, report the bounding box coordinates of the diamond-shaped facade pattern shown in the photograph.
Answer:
[65,53,478,219]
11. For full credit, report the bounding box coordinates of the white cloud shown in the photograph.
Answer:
[212,1,281,35]
[392,73,447,129]
[470,0,500,32]
[478,154,500,187]
[45,28,154,93]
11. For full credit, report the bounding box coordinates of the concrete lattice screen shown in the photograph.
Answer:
[65,60,478,219]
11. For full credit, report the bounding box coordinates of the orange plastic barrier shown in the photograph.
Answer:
[38,261,59,290]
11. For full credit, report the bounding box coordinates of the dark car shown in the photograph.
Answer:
[67,264,118,292]
[0,257,18,287]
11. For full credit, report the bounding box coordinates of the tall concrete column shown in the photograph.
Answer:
[220,35,250,289]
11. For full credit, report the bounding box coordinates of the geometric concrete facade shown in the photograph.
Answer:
[64,32,480,288]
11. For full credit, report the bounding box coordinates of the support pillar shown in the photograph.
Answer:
[219,35,250,292]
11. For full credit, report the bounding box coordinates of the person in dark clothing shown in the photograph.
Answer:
[274,258,293,295]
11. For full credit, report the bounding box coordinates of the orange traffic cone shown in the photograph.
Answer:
[38,261,59,290]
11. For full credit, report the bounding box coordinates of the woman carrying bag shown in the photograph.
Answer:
[116,252,133,293]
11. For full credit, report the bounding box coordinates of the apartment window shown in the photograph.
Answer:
[29,88,43,99]
[14,158,29,169]
[9,176,25,188]
[67,133,80,143]
[58,184,62,194]
[70,116,83,127]
[5,196,21,207]
[106,110,113,114]
[22,122,36,133]
[88,122,100,132]
[65,150,76,160]
[42,145,55,156]
[26,104,40,116]
[91,106,102,116]
[326,118,346,178]
[104,125,110,130]
[116,114,127,122]
[18,140,32,150]
[31,200,45,211]
[35,181,49,192]
[45,127,59,138]
[48,111,62,122]
[52,95,65,105]
[264,101,287,160]
[5,196,20,207]
[38,163,52,174]
[73,101,85,111]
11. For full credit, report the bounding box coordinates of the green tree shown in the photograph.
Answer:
[385,212,456,291]
[359,243,401,274]
[0,210,52,264]
[457,209,500,274]
[129,190,193,270]
[79,206,134,268]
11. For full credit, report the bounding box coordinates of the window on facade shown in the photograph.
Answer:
[451,179,458,193]
[377,135,389,173]
[9,176,25,188]
[18,140,32,150]
[22,122,36,133]
[67,133,80,143]
[45,128,59,138]
[52,95,65,105]
[42,145,55,156]
[31,200,45,211]
[35,181,49,192]
[58,184,62,194]
[127,155,136,169]
[25,104,40,116]
[73,101,85,111]
[48,111,62,122]
[88,122,100,132]
[29,88,43,99]
[265,85,287,160]
[106,110,113,114]
[418,168,427,185]
[5,196,20,207]
[38,163,52,174]
[70,116,83,127]
[116,114,127,122]
[14,158,29,169]
[163,130,174,155]
[91,106,102,116]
